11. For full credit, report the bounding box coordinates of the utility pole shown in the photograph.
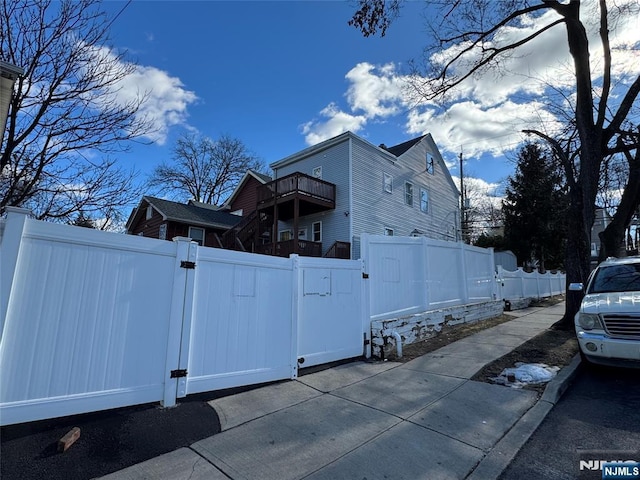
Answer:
[459,151,468,243]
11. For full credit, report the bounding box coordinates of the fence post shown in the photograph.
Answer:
[290,254,300,378]
[162,237,197,407]
[460,242,469,305]
[1,207,31,339]
[421,236,430,311]
[360,258,372,358]
[496,265,504,301]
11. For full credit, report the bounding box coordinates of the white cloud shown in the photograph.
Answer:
[301,103,367,145]
[85,44,197,145]
[301,63,407,145]
[119,65,198,145]
[301,0,639,159]
[407,100,562,158]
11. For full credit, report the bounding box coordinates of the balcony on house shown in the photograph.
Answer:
[256,172,336,220]
[256,238,323,258]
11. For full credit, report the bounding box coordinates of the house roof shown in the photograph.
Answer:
[270,131,397,170]
[126,196,243,232]
[220,169,272,209]
[384,135,427,157]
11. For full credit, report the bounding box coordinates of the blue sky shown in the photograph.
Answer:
[99,0,639,205]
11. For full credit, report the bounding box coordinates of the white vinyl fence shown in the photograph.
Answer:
[361,234,497,321]
[496,265,566,301]
[0,209,366,426]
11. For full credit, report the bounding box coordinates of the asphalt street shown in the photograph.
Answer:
[500,364,640,480]
[0,394,221,480]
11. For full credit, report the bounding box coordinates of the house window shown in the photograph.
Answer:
[188,226,205,246]
[298,228,307,239]
[426,154,435,174]
[404,182,414,206]
[146,205,153,220]
[384,227,394,236]
[383,173,393,193]
[159,224,167,240]
[312,166,322,179]
[279,229,292,241]
[420,188,429,213]
[312,221,322,242]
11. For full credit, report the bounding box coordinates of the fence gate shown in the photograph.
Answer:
[296,257,367,368]
[182,247,297,396]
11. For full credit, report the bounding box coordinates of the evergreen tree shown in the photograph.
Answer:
[503,144,568,270]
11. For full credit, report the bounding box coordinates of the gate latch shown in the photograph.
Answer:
[170,369,188,378]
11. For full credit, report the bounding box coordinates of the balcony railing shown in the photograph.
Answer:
[256,239,322,258]
[323,241,351,259]
[256,172,336,207]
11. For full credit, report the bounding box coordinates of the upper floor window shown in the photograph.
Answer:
[146,205,153,220]
[188,226,205,246]
[426,154,435,175]
[159,224,167,240]
[383,173,393,193]
[404,182,414,206]
[312,166,322,179]
[420,188,429,213]
[312,221,322,242]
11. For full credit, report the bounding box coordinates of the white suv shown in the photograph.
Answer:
[571,256,640,367]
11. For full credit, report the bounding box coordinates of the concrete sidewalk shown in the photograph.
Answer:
[98,302,579,480]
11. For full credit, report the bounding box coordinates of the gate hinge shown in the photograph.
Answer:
[180,260,196,269]
[170,369,188,378]
[362,272,369,279]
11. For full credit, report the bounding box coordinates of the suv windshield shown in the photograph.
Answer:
[588,263,640,294]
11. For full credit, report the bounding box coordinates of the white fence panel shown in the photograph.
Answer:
[464,244,496,302]
[362,234,497,321]
[425,239,466,309]
[362,236,427,320]
[496,266,566,300]
[296,256,365,368]
[186,247,296,395]
[0,217,183,425]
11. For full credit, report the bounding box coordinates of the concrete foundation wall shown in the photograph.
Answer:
[371,300,503,359]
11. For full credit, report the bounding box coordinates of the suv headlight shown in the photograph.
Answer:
[578,313,602,330]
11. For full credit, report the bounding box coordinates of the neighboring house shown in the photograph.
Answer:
[220,169,272,215]
[254,131,460,259]
[126,196,242,247]
[590,207,611,260]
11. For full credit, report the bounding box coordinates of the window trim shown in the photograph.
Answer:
[404,182,414,206]
[188,226,205,246]
[279,229,293,241]
[383,172,393,193]
[312,221,322,242]
[426,154,435,175]
[420,187,429,213]
[146,205,153,220]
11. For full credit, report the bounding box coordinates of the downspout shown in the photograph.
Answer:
[384,329,403,359]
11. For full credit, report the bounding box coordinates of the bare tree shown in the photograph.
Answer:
[350,0,640,328]
[148,133,264,205]
[1,0,151,224]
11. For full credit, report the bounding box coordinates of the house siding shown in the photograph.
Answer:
[351,135,459,258]
[274,140,351,257]
[129,207,163,239]
[269,132,460,260]
[229,176,263,215]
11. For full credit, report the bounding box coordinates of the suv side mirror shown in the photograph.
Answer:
[568,282,584,292]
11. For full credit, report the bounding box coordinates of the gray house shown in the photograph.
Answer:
[266,131,461,259]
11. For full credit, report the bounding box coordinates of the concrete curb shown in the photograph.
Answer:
[466,353,582,480]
